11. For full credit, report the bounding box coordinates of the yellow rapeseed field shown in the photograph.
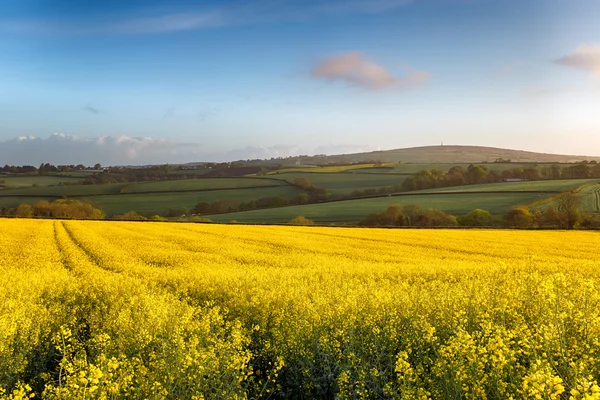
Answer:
[1,219,600,399]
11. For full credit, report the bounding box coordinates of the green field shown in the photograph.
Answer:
[0,182,129,197]
[0,196,57,210]
[418,178,598,194]
[271,162,556,176]
[528,182,600,213]
[208,191,552,223]
[267,163,385,174]
[84,186,306,216]
[268,172,406,196]
[0,175,83,188]
[121,177,287,193]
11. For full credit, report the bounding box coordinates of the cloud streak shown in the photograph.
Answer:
[555,44,600,75]
[0,0,416,36]
[311,51,429,90]
[83,104,100,114]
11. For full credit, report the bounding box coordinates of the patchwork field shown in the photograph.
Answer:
[0,175,84,188]
[268,172,407,196]
[2,219,600,398]
[209,192,553,223]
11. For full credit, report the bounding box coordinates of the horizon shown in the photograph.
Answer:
[1,0,600,164]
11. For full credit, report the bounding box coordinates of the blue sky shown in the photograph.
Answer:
[1,0,599,164]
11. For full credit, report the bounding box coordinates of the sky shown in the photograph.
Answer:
[1,0,600,165]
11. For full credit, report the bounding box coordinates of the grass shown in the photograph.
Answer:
[0,196,59,209]
[298,145,600,164]
[0,175,83,188]
[271,162,555,176]
[208,191,553,223]
[267,163,388,174]
[120,177,287,193]
[528,182,600,213]
[0,183,130,197]
[84,186,307,216]
[267,172,407,196]
[417,178,598,193]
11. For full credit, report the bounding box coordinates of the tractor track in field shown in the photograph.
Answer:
[53,222,74,272]
[595,186,600,212]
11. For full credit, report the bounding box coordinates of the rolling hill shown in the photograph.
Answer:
[283,145,600,165]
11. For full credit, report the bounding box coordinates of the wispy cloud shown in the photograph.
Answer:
[83,104,100,114]
[0,0,416,36]
[523,86,571,98]
[311,51,429,90]
[162,107,175,120]
[555,44,600,75]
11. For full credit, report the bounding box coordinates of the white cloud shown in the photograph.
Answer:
[311,51,429,90]
[555,44,600,75]
[0,134,379,165]
[0,134,202,165]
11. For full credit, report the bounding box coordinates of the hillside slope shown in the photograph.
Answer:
[290,145,600,165]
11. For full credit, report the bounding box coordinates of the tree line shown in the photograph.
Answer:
[401,163,600,192]
[1,199,104,219]
[359,191,600,229]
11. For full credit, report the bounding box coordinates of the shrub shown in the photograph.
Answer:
[505,207,533,228]
[458,209,493,227]
[289,216,315,225]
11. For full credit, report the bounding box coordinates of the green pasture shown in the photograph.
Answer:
[208,192,553,224]
[0,196,59,210]
[267,163,385,174]
[0,175,83,188]
[0,183,129,197]
[418,179,598,194]
[121,177,287,193]
[84,186,306,216]
[268,172,406,196]
[528,182,600,214]
[167,169,212,176]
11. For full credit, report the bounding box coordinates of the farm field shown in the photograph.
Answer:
[120,177,288,193]
[82,185,306,216]
[531,182,600,214]
[2,219,600,398]
[0,175,83,188]
[267,163,388,174]
[417,178,599,194]
[0,182,130,197]
[208,191,553,223]
[267,172,406,196]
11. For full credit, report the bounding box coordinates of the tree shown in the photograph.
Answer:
[15,204,33,218]
[297,193,309,204]
[506,207,533,228]
[112,211,147,221]
[466,165,488,184]
[414,209,458,227]
[556,191,581,229]
[289,216,315,225]
[293,177,316,190]
[192,202,211,215]
[536,207,563,228]
[458,209,493,227]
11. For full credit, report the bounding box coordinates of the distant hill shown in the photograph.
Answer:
[288,145,600,165]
